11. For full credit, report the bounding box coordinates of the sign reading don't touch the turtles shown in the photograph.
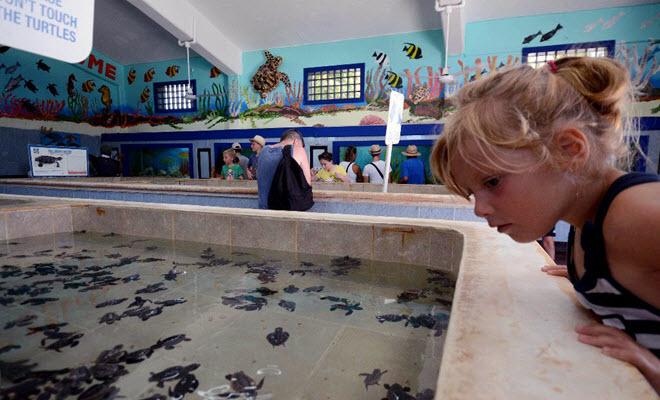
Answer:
[0,0,94,63]
[29,145,88,177]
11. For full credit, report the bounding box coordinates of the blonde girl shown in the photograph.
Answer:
[431,57,659,390]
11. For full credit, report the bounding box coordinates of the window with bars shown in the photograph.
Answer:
[303,63,365,105]
[153,80,197,113]
[522,40,615,69]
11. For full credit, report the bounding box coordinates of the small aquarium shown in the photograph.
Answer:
[126,146,190,178]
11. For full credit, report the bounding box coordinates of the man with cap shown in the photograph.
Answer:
[362,144,390,184]
[231,142,250,180]
[247,135,265,180]
[399,144,425,184]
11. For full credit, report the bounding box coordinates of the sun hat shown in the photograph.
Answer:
[369,144,382,155]
[249,135,265,147]
[231,142,242,150]
[402,144,420,157]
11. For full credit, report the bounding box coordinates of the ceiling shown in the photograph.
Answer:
[93,0,657,65]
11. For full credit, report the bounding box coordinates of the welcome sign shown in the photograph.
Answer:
[0,0,94,63]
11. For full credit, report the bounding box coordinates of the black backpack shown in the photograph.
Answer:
[268,145,314,211]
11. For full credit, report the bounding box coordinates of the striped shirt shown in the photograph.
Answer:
[567,172,660,357]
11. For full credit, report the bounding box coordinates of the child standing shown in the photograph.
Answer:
[431,57,659,391]
[220,149,244,180]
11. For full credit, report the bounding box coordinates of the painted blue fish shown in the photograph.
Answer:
[3,75,24,93]
[5,62,21,74]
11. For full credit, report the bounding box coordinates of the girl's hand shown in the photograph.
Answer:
[577,323,660,391]
[541,264,568,278]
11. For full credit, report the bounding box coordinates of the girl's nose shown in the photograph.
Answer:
[473,195,494,218]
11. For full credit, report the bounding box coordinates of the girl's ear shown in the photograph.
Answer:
[553,128,590,171]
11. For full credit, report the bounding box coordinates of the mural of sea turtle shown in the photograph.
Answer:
[35,155,62,167]
[250,50,291,99]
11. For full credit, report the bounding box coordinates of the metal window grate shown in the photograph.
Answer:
[153,80,197,113]
[304,63,365,105]
[522,40,615,69]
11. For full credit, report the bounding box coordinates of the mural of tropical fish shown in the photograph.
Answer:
[372,51,389,67]
[166,65,179,77]
[5,62,21,74]
[540,24,563,42]
[210,66,221,78]
[98,85,112,112]
[24,79,38,93]
[144,67,155,82]
[140,87,151,103]
[128,68,136,85]
[67,74,77,97]
[402,43,422,59]
[522,31,542,44]
[36,59,51,72]
[81,80,96,92]
[47,83,58,96]
[385,71,403,89]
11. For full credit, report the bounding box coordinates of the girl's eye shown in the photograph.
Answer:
[483,176,500,188]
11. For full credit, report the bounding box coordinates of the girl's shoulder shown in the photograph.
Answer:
[603,180,660,272]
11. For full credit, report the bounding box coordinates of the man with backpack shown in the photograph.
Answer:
[362,144,390,184]
[257,129,313,210]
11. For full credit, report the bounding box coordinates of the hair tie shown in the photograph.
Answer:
[547,60,558,73]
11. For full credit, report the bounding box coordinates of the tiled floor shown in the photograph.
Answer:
[0,232,453,399]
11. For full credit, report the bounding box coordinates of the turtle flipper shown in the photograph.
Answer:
[278,72,291,88]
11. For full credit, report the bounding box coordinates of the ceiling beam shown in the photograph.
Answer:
[127,0,242,75]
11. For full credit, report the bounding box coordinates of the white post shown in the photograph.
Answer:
[383,143,393,193]
[383,90,404,193]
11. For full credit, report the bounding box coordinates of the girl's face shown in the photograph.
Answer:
[223,153,233,165]
[450,143,571,243]
[320,159,333,172]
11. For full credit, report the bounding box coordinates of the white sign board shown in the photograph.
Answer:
[0,0,94,63]
[385,90,404,145]
[29,145,88,177]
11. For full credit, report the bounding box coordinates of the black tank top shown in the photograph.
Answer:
[567,172,659,357]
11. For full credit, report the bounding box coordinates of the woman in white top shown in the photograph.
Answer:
[339,145,363,183]
[362,144,390,184]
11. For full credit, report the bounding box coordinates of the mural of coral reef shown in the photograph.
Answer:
[1,4,659,132]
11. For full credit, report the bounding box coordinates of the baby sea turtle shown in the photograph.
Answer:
[330,255,361,267]
[99,312,122,325]
[251,287,278,296]
[149,363,200,387]
[266,327,289,347]
[168,372,199,398]
[250,50,291,99]
[283,285,299,293]
[329,302,363,316]
[128,296,151,308]
[382,383,416,400]
[405,314,436,329]
[376,314,408,324]
[151,334,191,350]
[43,332,84,352]
[278,299,296,312]
[302,285,324,293]
[91,363,127,382]
[154,297,187,307]
[96,344,127,364]
[4,314,37,329]
[225,370,265,397]
[135,282,167,294]
[123,347,154,364]
[77,383,120,400]
[358,368,387,390]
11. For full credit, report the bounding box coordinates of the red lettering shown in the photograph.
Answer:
[105,63,116,80]
[87,54,104,74]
